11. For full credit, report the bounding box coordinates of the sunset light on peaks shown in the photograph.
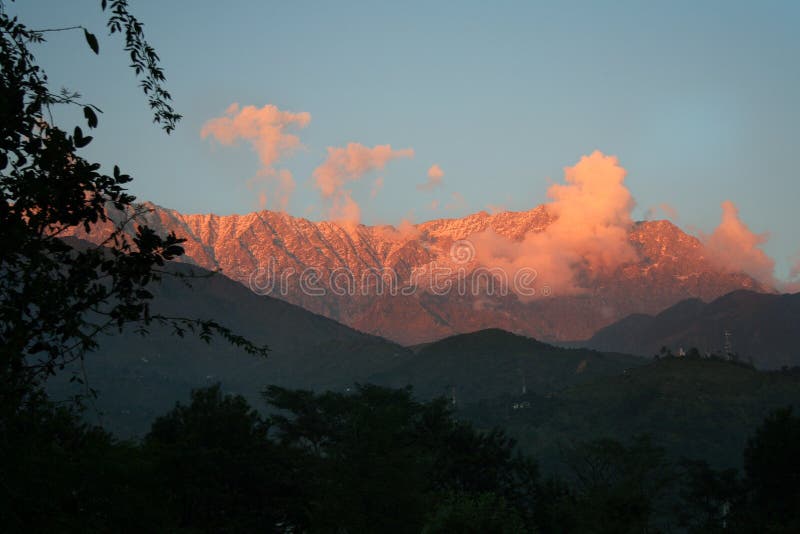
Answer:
[6,3,800,529]
[17,0,799,277]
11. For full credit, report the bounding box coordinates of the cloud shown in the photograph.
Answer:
[201,103,310,168]
[418,164,444,191]
[201,103,310,211]
[486,204,506,214]
[783,254,800,293]
[791,254,800,280]
[644,202,679,221]
[374,218,421,242]
[699,201,775,287]
[330,191,361,224]
[243,167,296,212]
[370,176,384,199]
[270,168,296,212]
[445,191,466,211]
[469,150,638,298]
[313,143,413,223]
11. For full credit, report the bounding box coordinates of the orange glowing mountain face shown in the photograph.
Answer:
[70,202,767,345]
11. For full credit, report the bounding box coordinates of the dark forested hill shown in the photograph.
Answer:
[370,328,645,404]
[582,290,800,369]
[51,269,649,438]
[49,263,412,437]
[461,357,800,472]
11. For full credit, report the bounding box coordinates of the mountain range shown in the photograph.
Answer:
[67,203,768,345]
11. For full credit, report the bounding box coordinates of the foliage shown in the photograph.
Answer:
[738,407,800,532]
[145,384,308,532]
[2,381,800,532]
[100,0,182,132]
[0,392,169,532]
[0,0,267,415]
[559,435,674,533]
[462,356,800,473]
[421,492,526,533]
[676,459,740,533]
[264,384,541,532]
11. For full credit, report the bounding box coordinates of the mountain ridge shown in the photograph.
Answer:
[66,202,770,344]
[582,289,800,368]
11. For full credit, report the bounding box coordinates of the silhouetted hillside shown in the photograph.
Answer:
[49,263,412,437]
[369,328,645,404]
[582,290,800,368]
[462,357,800,472]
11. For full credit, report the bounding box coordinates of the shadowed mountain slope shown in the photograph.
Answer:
[582,290,800,368]
[370,328,646,404]
[49,263,411,437]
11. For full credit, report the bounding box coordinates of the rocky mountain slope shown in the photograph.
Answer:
[68,203,768,345]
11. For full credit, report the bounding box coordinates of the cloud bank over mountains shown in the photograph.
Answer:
[201,102,789,289]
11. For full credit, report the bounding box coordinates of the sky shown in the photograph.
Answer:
[10,0,800,278]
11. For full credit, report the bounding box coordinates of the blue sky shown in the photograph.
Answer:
[11,0,800,277]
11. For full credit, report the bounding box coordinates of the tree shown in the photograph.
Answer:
[421,492,526,533]
[676,459,741,533]
[561,435,675,533]
[265,384,437,532]
[0,389,170,532]
[739,407,800,532]
[0,1,267,412]
[146,384,307,532]
[264,384,543,532]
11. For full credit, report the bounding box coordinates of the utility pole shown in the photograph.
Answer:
[723,330,734,360]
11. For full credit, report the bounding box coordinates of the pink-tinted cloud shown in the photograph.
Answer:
[644,202,679,221]
[374,218,421,242]
[313,143,413,223]
[271,169,296,212]
[370,176,384,199]
[660,203,678,220]
[418,164,444,191]
[245,167,296,211]
[700,201,775,287]
[791,254,800,280]
[782,254,800,293]
[445,191,466,211]
[201,103,310,211]
[330,191,361,224]
[470,150,638,298]
[201,103,310,168]
[486,204,506,214]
